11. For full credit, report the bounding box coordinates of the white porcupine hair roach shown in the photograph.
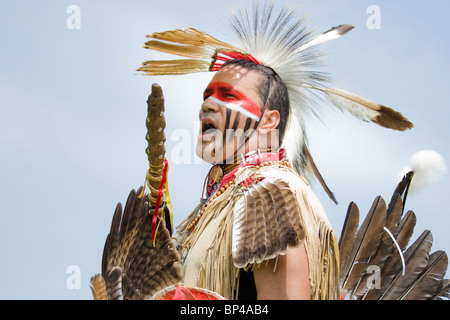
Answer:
[227,1,341,175]
[225,1,413,203]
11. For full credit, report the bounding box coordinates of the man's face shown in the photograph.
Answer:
[196,65,263,164]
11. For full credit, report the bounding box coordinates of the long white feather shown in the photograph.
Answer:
[293,24,354,54]
[307,86,413,131]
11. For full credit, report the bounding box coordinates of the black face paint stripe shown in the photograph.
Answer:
[225,110,238,143]
[225,110,241,143]
[243,117,256,133]
[232,111,241,131]
[239,118,255,143]
[223,108,261,158]
[224,108,232,132]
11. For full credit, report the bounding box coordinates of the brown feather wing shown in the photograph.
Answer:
[91,188,182,300]
[339,170,449,300]
[232,178,304,269]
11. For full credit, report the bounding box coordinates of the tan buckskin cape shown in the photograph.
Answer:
[174,162,340,300]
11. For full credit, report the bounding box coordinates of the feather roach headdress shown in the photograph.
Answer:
[138,0,413,203]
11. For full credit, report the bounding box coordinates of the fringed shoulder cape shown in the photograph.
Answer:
[173,158,340,300]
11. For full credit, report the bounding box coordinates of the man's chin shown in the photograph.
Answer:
[196,142,226,164]
[196,143,216,164]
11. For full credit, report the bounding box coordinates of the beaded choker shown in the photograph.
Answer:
[204,148,272,197]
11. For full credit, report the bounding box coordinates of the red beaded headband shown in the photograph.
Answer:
[210,51,261,71]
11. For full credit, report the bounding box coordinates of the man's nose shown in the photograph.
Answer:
[201,97,221,114]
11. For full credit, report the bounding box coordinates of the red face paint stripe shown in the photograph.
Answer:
[203,82,261,120]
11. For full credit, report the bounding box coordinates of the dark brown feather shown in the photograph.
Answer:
[433,279,450,300]
[249,186,268,264]
[353,194,404,298]
[400,250,448,300]
[106,266,124,300]
[392,210,417,252]
[243,191,258,266]
[304,145,338,204]
[338,202,359,277]
[272,181,304,246]
[389,171,414,215]
[257,183,283,255]
[119,187,141,243]
[340,196,387,294]
[106,203,123,270]
[374,104,414,132]
[363,210,417,300]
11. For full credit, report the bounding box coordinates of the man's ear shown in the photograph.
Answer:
[258,109,280,134]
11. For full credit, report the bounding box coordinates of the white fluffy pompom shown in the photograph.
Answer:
[398,150,447,193]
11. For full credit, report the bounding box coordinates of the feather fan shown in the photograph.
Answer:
[341,170,449,300]
[90,188,182,300]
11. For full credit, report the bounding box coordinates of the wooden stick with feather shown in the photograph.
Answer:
[141,83,169,243]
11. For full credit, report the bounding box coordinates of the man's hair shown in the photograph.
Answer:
[221,59,290,143]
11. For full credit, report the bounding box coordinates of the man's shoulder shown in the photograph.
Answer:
[232,163,328,223]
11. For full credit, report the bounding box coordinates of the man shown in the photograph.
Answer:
[92,1,449,302]
[173,59,339,300]
[93,1,421,301]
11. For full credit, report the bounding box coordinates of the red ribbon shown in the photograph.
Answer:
[211,51,261,71]
[151,158,169,243]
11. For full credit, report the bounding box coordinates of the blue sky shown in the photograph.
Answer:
[0,0,449,299]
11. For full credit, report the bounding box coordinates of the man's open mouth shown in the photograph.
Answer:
[201,118,217,135]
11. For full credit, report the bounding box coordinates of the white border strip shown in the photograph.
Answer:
[208,96,260,121]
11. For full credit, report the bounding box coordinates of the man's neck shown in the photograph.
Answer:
[220,147,273,174]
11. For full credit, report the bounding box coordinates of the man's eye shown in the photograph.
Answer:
[225,94,238,99]
[203,94,211,101]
